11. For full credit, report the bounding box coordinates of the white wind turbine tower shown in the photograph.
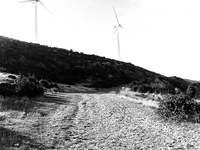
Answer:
[19,0,53,43]
[113,7,126,61]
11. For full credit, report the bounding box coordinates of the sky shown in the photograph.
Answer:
[0,0,200,80]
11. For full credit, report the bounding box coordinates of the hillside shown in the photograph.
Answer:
[0,35,196,92]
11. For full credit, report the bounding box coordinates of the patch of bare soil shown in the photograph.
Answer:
[1,92,200,149]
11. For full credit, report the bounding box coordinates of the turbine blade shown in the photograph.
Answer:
[119,25,128,33]
[113,25,119,35]
[113,7,120,24]
[39,0,54,16]
[19,0,35,3]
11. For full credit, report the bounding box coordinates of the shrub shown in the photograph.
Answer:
[186,85,196,98]
[39,79,50,88]
[0,85,14,96]
[15,75,44,97]
[0,67,6,72]
[157,92,200,122]
[132,86,138,92]
[137,85,148,93]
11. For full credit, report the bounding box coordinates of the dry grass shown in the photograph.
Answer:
[0,96,52,149]
[0,93,82,150]
[119,87,162,101]
[0,96,34,112]
[58,83,97,93]
[117,87,161,108]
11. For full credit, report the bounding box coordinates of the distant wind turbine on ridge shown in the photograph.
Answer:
[113,7,126,61]
[19,0,53,43]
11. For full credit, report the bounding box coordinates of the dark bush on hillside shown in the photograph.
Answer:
[71,66,86,77]
[131,84,154,93]
[49,83,59,89]
[15,75,44,97]
[0,82,17,96]
[137,85,148,93]
[39,79,50,88]
[0,85,14,96]
[157,92,200,122]
[186,85,196,98]
[131,79,177,94]
[49,83,60,92]
[0,67,6,72]
[132,86,138,92]
[39,79,60,92]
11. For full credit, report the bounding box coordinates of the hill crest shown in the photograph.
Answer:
[0,35,197,94]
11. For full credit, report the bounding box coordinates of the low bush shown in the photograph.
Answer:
[39,79,60,92]
[137,85,148,93]
[157,92,200,123]
[15,75,44,97]
[186,84,196,98]
[39,79,50,88]
[0,85,14,96]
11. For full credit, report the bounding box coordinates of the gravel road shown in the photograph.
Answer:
[45,93,200,150]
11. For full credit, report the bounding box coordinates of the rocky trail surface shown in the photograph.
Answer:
[46,93,200,150]
[1,92,200,149]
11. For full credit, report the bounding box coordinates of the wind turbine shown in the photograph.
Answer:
[19,0,53,43]
[113,7,126,61]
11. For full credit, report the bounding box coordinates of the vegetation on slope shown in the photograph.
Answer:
[130,76,189,95]
[0,36,164,88]
[0,35,199,93]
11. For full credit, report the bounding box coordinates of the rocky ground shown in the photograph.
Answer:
[1,91,200,149]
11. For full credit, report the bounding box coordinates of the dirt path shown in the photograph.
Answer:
[59,93,200,150]
[1,92,200,149]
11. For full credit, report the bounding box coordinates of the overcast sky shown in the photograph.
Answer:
[1,0,200,80]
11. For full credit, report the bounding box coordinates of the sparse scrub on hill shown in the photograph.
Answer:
[0,35,198,91]
[130,78,185,95]
[0,36,165,88]
[157,92,200,123]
